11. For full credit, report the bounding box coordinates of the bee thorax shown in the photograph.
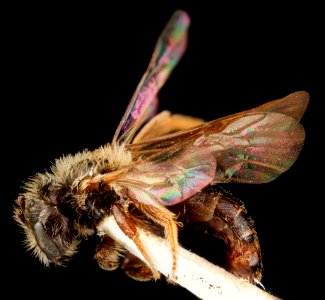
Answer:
[85,187,120,219]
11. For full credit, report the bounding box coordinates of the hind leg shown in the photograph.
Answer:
[172,186,263,284]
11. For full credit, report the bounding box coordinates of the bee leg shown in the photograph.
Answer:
[121,251,154,281]
[111,203,161,280]
[174,187,263,284]
[132,202,179,282]
[95,235,125,271]
[95,235,153,281]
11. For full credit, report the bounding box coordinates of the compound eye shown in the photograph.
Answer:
[34,222,62,264]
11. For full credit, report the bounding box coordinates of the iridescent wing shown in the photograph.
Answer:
[249,90,309,121]
[112,10,190,144]
[127,91,309,159]
[109,91,308,206]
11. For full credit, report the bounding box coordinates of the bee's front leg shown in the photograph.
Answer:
[95,235,125,271]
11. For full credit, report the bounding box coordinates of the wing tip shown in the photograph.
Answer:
[172,10,191,27]
[284,90,310,121]
[290,90,310,106]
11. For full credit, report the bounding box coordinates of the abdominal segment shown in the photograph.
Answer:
[172,185,263,284]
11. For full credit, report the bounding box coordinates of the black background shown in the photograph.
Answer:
[2,2,323,299]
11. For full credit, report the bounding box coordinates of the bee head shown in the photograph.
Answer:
[13,148,127,267]
[14,172,80,267]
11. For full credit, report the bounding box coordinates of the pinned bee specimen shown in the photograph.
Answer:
[14,10,308,285]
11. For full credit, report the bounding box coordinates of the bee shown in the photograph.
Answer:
[14,10,308,285]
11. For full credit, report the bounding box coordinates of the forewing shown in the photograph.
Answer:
[250,90,309,121]
[208,112,305,183]
[112,10,190,144]
[118,112,305,206]
[119,95,307,206]
[127,91,309,160]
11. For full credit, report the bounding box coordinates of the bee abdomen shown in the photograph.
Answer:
[173,186,263,284]
[207,191,263,283]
